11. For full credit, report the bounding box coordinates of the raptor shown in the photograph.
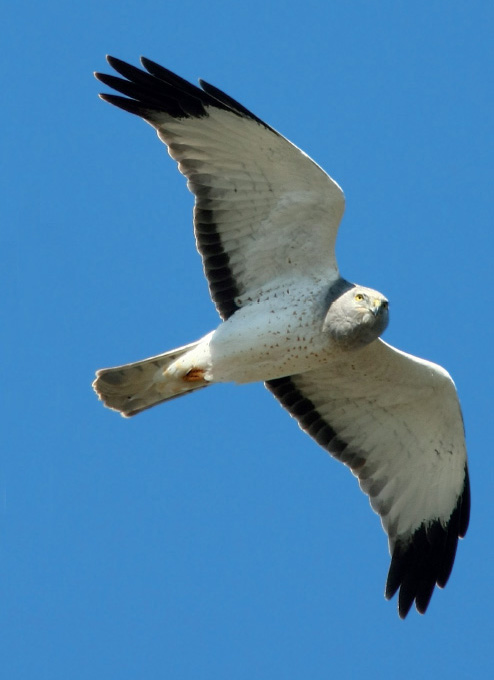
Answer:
[93,56,469,618]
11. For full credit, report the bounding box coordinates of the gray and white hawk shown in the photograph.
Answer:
[92,56,470,619]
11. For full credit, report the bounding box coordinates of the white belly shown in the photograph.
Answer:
[202,286,335,383]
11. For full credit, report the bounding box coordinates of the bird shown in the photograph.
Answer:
[93,55,470,619]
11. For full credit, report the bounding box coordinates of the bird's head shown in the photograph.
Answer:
[323,285,389,349]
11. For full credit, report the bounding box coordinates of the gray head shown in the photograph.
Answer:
[323,285,389,349]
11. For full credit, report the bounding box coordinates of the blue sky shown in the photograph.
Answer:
[2,1,493,678]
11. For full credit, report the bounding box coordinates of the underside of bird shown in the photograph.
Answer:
[92,54,470,620]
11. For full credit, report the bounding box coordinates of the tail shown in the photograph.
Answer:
[93,340,209,417]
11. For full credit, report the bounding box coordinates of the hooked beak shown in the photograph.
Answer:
[372,298,388,317]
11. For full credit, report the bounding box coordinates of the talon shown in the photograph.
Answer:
[183,368,206,382]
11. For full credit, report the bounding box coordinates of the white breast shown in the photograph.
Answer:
[205,278,337,383]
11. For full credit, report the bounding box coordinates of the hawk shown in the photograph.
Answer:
[93,56,470,618]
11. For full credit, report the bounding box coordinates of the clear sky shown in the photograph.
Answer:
[2,1,493,678]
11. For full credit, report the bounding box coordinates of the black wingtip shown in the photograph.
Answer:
[385,465,470,618]
[459,465,470,538]
[199,78,263,123]
[94,55,276,136]
[106,54,124,69]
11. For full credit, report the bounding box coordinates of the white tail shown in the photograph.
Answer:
[93,340,208,417]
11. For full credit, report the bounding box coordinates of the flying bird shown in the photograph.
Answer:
[93,56,470,619]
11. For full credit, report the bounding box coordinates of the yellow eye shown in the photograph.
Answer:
[355,293,364,301]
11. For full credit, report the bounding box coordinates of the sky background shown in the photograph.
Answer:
[2,1,493,678]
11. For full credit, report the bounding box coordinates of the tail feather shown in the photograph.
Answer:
[93,340,208,417]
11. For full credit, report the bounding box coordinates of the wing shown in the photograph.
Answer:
[266,339,470,618]
[95,56,345,319]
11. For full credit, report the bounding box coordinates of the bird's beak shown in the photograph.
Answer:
[372,299,386,317]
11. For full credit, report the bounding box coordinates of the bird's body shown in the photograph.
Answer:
[97,280,388,410]
[93,56,469,618]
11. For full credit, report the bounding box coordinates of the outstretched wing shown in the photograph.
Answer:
[266,339,470,618]
[95,56,345,319]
